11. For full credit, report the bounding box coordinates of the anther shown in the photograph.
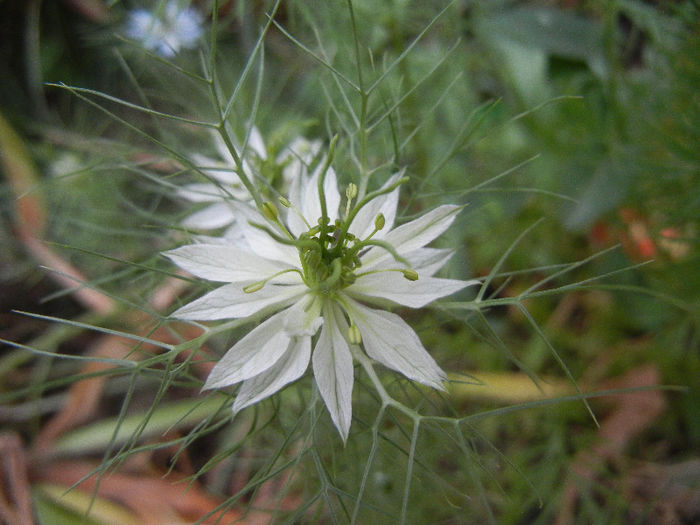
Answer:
[261,201,278,221]
[348,324,362,345]
[243,282,265,293]
[374,213,385,231]
[402,269,419,281]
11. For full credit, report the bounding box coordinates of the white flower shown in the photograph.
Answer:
[179,128,322,235]
[166,161,477,440]
[177,128,265,232]
[126,1,203,57]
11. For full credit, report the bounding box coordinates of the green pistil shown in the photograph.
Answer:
[299,209,422,293]
[300,220,363,294]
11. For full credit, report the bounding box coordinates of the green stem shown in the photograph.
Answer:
[216,125,263,208]
[352,349,421,420]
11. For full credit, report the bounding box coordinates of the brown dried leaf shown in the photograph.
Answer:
[0,433,33,525]
[556,364,666,524]
[33,460,243,525]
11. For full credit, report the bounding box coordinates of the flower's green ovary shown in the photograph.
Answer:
[300,222,361,293]
[293,175,415,295]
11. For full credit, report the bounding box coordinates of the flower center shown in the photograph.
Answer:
[300,218,361,294]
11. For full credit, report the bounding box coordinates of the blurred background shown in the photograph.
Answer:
[1,1,698,523]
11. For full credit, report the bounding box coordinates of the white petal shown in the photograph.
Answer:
[322,166,340,223]
[190,227,248,248]
[217,224,249,247]
[204,310,293,388]
[344,297,446,390]
[349,171,403,240]
[233,203,301,264]
[285,171,307,237]
[190,152,241,186]
[284,293,324,336]
[347,274,475,308]
[211,132,235,164]
[189,170,244,192]
[362,247,454,276]
[164,244,298,283]
[245,126,267,160]
[361,205,462,268]
[313,303,354,441]
[172,283,305,320]
[178,183,229,203]
[232,336,311,412]
[182,203,236,229]
[408,248,455,276]
[277,137,322,166]
[278,138,322,188]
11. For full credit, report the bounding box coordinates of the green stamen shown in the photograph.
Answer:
[242,268,304,293]
[348,324,362,345]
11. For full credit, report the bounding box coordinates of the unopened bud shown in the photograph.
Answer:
[243,282,264,293]
[346,183,358,200]
[402,269,419,281]
[375,213,385,230]
[348,324,362,345]
[261,201,278,221]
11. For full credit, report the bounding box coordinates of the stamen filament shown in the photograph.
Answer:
[336,175,409,246]
[354,267,419,280]
[242,268,304,293]
[350,238,410,266]
[249,221,321,252]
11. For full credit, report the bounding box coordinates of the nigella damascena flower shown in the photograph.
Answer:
[166,157,477,440]
[179,128,322,234]
[126,1,203,57]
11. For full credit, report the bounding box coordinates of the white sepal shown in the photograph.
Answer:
[172,283,305,320]
[345,297,446,390]
[313,303,354,442]
[164,244,298,284]
[348,172,403,240]
[181,203,236,230]
[232,335,311,412]
[284,293,324,336]
[347,274,475,309]
[203,310,292,389]
[361,205,461,267]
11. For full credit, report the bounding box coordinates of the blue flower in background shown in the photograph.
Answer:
[126,1,203,57]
